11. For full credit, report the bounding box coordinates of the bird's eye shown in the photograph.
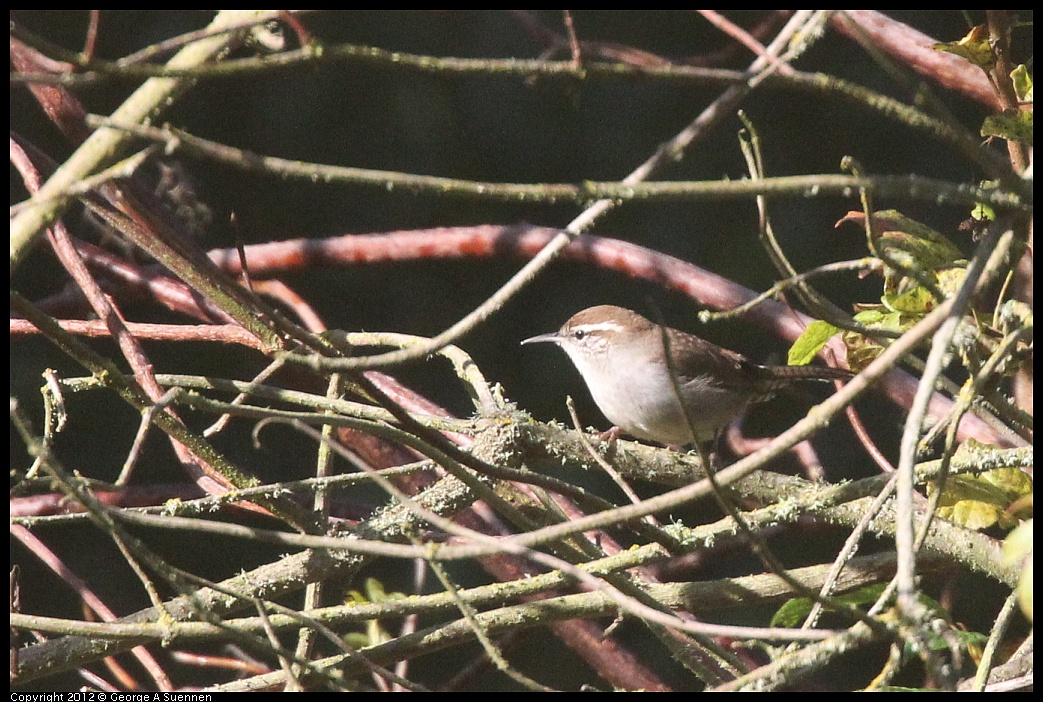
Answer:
[573,329,586,340]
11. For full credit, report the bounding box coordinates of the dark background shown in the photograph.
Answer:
[11,10,999,429]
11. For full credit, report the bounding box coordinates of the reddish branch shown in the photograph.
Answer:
[832,11,1001,110]
[203,224,1018,449]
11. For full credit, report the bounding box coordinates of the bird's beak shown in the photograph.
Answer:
[520,332,561,346]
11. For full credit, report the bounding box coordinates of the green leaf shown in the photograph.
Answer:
[770,596,814,628]
[971,201,996,223]
[770,584,887,628]
[851,307,907,330]
[788,320,841,365]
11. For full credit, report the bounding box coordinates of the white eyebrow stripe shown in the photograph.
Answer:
[572,322,626,334]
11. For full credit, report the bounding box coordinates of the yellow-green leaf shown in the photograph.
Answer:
[789,320,841,366]
[1003,520,1033,622]
[935,266,967,297]
[930,468,1033,531]
[842,307,908,371]
[1011,64,1033,103]
[938,499,1006,530]
[982,109,1034,146]
[883,284,938,314]
[837,210,966,283]
[933,24,994,69]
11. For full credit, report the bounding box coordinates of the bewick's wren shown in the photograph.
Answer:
[522,305,852,446]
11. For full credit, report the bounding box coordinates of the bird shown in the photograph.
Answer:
[522,305,852,446]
